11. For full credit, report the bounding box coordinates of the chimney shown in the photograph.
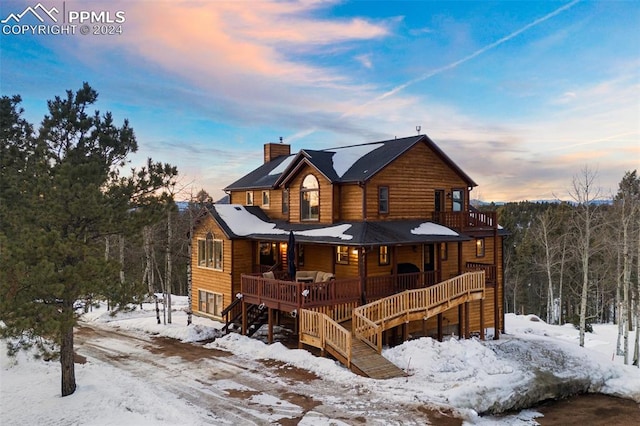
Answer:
[264,138,290,163]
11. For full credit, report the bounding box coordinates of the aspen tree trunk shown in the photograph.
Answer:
[119,234,125,285]
[166,210,172,324]
[143,226,155,295]
[634,226,640,366]
[105,236,111,310]
[623,220,630,364]
[186,228,193,325]
[616,240,624,356]
[558,236,566,324]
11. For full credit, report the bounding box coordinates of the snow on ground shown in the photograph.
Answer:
[2,299,640,426]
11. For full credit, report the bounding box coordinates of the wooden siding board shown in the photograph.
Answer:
[365,143,470,220]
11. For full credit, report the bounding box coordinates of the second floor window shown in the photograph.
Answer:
[262,190,270,207]
[300,174,319,220]
[198,235,223,270]
[246,191,253,205]
[282,188,289,214]
[452,189,463,212]
[379,186,389,214]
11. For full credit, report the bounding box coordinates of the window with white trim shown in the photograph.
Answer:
[262,190,270,207]
[246,191,253,205]
[198,235,223,270]
[198,290,223,317]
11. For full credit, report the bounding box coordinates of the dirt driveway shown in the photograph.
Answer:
[75,324,460,425]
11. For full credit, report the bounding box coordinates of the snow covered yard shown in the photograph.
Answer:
[2,298,639,425]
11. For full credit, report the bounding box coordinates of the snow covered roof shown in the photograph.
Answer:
[225,134,477,190]
[207,204,467,245]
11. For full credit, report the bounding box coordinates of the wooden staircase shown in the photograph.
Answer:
[348,337,406,379]
[299,271,486,379]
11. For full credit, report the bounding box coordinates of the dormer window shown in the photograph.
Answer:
[300,174,319,221]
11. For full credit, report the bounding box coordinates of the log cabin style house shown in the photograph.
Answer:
[191,134,506,376]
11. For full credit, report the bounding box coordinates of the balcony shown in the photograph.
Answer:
[432,210,497,232]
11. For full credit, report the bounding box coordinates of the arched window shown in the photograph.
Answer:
[300,174,319,220]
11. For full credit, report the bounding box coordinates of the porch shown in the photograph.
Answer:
[240,270,441,313]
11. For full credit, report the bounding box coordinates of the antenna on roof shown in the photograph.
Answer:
[416,125,421,135]
[279,136,283,143]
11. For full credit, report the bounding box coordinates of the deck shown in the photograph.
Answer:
[298,271,486,378]
[240,270,440,313]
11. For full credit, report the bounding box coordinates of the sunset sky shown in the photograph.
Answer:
[1,0,638,202]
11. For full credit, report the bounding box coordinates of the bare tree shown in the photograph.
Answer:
[568,166,601,347]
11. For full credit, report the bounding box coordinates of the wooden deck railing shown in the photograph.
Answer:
[465,262,496,286]
[432,210,497,231]
[353,271,485,352]
[241,271,441,311]
[299,309,352,367]
[364,271,438,301]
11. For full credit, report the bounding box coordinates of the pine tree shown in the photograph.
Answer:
[0,84,177,396]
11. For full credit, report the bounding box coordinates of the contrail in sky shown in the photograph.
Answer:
[340,0,582,118]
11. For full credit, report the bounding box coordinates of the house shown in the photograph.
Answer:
[191,134,505,374]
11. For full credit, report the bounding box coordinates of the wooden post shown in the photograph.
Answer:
[480,298,485,340]
[402,322,409,342]
[437,313,443,342]
[464,301,470,339]
[241,301,247,335]
[267,307,273,344]
[457,304,463,339]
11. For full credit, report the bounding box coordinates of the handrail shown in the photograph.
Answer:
[353,271,485,353]
[299,271,486,361]
[299,309,352,366]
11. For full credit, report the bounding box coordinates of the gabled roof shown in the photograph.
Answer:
[204,204,469,245]
[224,154,295,191]
[224,134,477,191]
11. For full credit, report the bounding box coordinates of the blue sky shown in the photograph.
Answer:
[1,0,638,202]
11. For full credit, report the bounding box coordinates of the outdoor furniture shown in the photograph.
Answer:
[295,270,335,283]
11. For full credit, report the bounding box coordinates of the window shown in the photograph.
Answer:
[475,238,485,257]
[198,290,223,317]
[246,191,253,205]
[452,189,463,212]
[297,244,305,267]
[336,246,349,264]
[440,242,448,261]
[282,188,289,214]
[301,174,319,221]
[379,186,389,214]
[379,246,390,265]
[197,235,223,270]
[262,190,270,207]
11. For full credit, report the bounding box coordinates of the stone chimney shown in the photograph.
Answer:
[264,138,290,163]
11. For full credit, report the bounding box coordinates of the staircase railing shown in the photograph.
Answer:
[353,271,485,353]
[299,309,352,367]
